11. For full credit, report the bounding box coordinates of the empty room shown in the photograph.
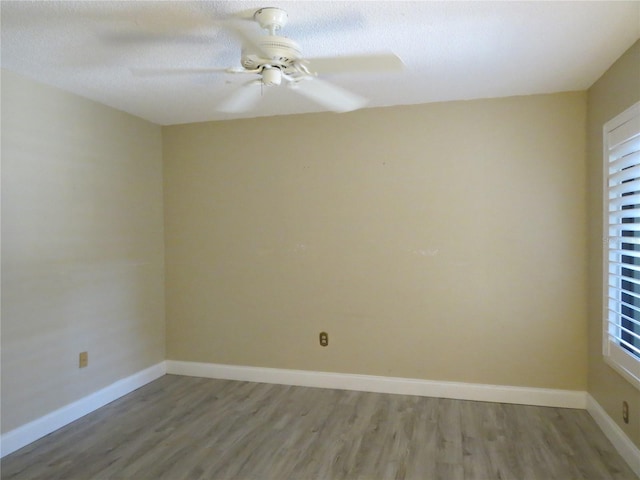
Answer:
[1,1,640,479]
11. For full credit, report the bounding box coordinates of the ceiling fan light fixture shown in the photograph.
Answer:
[261,66,282,86]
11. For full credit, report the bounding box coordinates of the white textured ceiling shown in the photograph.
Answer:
[1,1,639,126]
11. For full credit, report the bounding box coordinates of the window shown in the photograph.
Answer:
[605,101,640,390]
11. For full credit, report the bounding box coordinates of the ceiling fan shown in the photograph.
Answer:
[133,7,404,114]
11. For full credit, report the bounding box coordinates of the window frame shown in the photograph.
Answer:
[603,101,640,391]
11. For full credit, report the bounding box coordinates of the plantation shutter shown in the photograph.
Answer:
[605,101,640,388]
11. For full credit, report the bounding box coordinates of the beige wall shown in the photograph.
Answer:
[164,92,587,391]
[587,40,640,448]
[1,70,165,433]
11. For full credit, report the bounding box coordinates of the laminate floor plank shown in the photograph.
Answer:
[1,375,637,480]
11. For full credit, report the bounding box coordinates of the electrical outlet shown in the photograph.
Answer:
[319,332,328,347]
[622,401,629,424]
[79,351,88,368]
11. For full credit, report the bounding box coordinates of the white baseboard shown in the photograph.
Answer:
[587,394,640,478]
[165,360,587,409]
[0,361,166,458]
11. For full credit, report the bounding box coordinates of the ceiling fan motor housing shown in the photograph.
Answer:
[241,36,302,74]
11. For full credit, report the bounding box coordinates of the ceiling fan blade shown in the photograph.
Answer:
[217,80,263,113]
[131,67,230,77]
[228,9,261,21]
[222,21,271,59]
[99,31,216,45]
[304,53,404,75]
[291,78,367,113]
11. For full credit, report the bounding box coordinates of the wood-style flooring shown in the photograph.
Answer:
[1,374,637,480]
